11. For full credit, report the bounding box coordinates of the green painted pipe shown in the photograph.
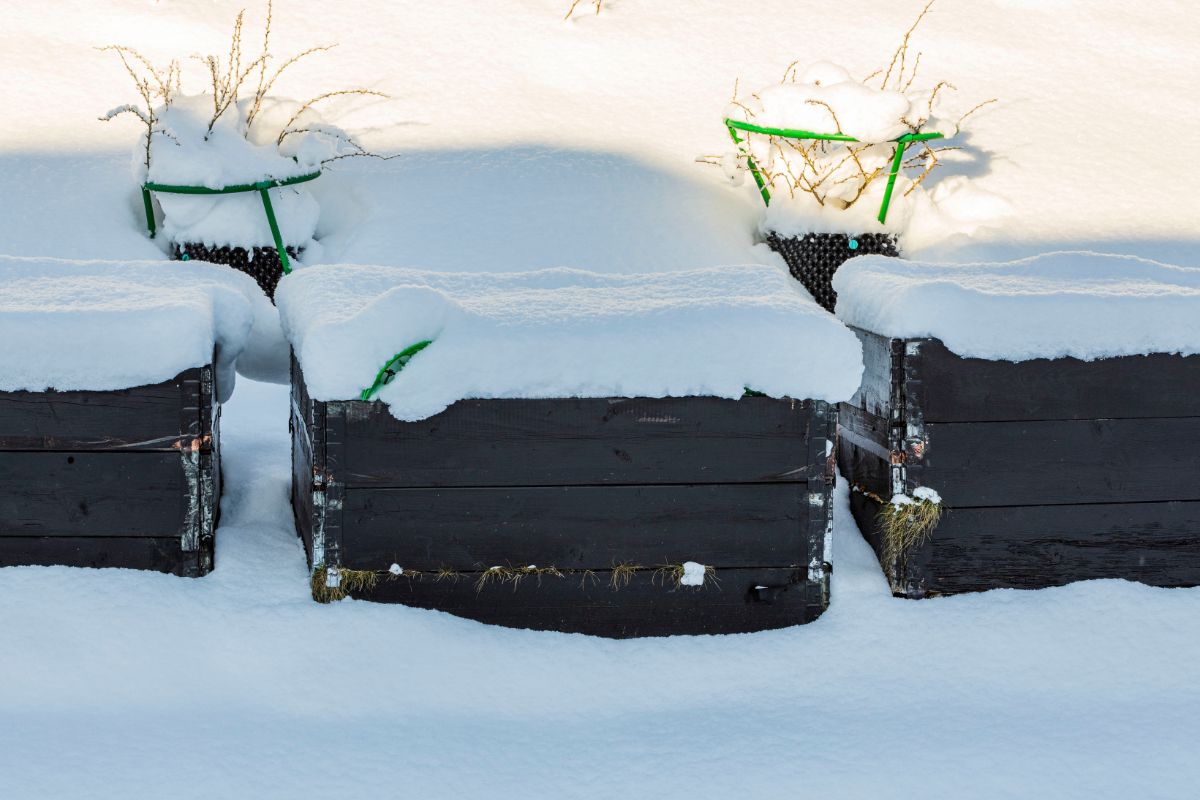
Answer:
[361,340,434,401]
[141,169,321,272]
[722,118,943,223]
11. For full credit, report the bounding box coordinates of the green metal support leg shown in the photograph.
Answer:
[142,188,157,238]
[258,186,291,274]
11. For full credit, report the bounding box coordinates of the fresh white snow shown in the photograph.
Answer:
[0,255,275,398]
[277,263,864,419]
[833,251,1200,361]
[679,561,708,587]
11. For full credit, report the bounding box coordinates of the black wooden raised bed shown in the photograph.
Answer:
[290,355,835,636]
[838,329,1200,596]
[0,364,220,576]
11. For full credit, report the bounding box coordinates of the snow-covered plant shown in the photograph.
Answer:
[98,0,387,181]
[878,487,942,567]
[713,1,994,218]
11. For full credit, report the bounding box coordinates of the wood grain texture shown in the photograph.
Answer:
[908,337,1200,423]
[0,535,201,576]
[356,567,823,637]
[0,452,186,536]
[339,483,811,571]
[912,417,1200,507]
[0,364,218,574]
[0,369,204,450]
[291,355,834,633]
[327,395,824,488]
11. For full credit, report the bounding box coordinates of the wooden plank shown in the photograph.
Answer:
[0,535,199,576]
[338,483,810,571]
[907,338,1200,423]
[0,452,186,537]
[910,417,1200,507]
[355,566,823,637]
[918,501,1200,593]
[0,369,202,451]
[328,394,823,488]
[845,328,895,418]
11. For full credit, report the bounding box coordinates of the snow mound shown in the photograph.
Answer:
[833,251,1200,361]
[0,256,276,399]
[276,263,864,420]
[141,95,326,249]
[736,61,914,143]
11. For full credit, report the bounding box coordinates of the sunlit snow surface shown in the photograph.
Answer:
[2,0,1199,796]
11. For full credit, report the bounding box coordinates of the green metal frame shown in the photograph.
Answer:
[361,340,434,401]
[141,169,322,274]
[723,119,943,224]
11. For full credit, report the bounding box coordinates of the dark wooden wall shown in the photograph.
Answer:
[291,355,835,636]
[0,366,220,576]
[839,329,1200,596]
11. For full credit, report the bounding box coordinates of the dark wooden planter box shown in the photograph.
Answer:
[0,365,220,576]
[290,355,836,636]
[838,328,1200,596]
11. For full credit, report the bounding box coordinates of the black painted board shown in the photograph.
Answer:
[0,536,198,576]
[339,483,809,572]
[326,395,822,488]
[908,337,1200,423]
[356,567,822,637]
[0,451,186,537]
[0,368,204,451]
[837,404,891,498]
[920,501,1200,594]
[912,417,1200,507]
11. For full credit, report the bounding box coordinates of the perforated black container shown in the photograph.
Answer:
[172,243,301,301]
[765,232,899,312]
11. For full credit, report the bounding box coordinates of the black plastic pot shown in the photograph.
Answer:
[172,243,301,301]
[765,232,899,312]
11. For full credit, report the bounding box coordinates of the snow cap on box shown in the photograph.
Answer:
[832,251,1200,361]
[276,263,864,421]
[0,256,276,400]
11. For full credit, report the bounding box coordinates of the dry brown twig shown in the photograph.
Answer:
[564,0,603,20]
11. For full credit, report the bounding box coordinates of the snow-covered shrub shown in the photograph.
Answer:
[716,1,996,236]
[99,1,386,264]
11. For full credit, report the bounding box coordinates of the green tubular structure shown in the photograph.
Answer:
[361,340,434,401]
[140,169,321,274]
[723,119,943,224]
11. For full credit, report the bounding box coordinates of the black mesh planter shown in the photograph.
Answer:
[765,231,899,312]
[172,242,300,300]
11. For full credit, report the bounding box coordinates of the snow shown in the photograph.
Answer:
[140,96,325,249]
[680,561,707,587]
[3,380,1199,798]
[912,486,942,505]
[833,251,1200,361]
[277,264,864,419]
[2,0,1200,795]
[0,255,275,399]
[730,62,915,143]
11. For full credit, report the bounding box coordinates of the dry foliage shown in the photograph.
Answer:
[474,565,566,594]
[100,0,389,170]
[564,0,603,20]
[311,565,380,603]
[878,496,942,568]
[725,0,996,209]
[653,563,718,590]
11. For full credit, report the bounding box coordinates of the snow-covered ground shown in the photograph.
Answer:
[2,0,1199,796]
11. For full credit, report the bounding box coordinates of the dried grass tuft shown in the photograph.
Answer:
[474,565,566,593]
[878,496,942,566]
[609,562,641,591]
